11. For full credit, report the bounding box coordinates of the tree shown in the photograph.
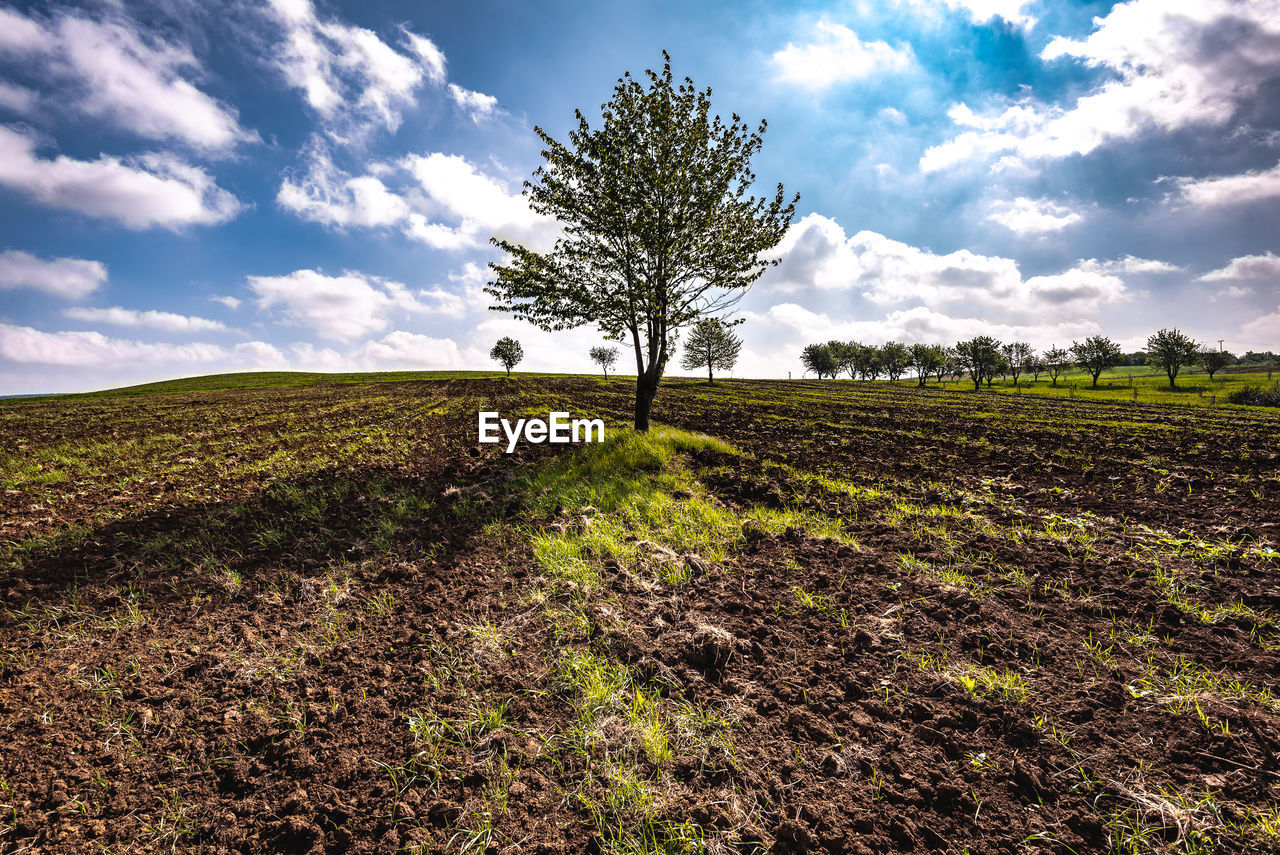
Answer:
[852,343,882,380]
[934,346,955,383]
[1002,341,1034,384]
[1200,348,1234,381]
[681,318,742,383]
[490,337,524,378]
[1146,328,1201,389]
[879,341,911,382]
[955,336,1003,391]
[801,343,838,379]
[1043,346,1069,386]
[909,343,947,388]
[1071,335,1122,387]
[589,345,619,379]
[486,54,797,431]
[827,340,858,379]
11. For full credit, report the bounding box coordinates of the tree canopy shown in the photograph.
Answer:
[490,337,524,378]
[680,318,742,383]
[1146,328,1201,388]
[486,53,796,430]
[589,345,619,379]
[1071,336,1122,387]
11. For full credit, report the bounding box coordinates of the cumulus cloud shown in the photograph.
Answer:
[265,0,495,142]
[1171,161,1280,207]
[248,268,466,341]
[0,249,106,298]
[211,295,242,310]
[1197,252,1280,281]
[277,145,410,228]
[278,147,552,249]
[0,322,277,367]
[0,81,35,112]
[448,83,498,121]
[0,8,252,151]
[63,306,229,333]
[0,127,243,229]
[922,0,1280,172]
[772,20,914,90]
[986,196,1083,235]
[762,213,1129,314]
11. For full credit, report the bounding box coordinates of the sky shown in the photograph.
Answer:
[0,0,1278,394]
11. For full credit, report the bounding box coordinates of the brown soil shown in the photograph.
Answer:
[1,377,1277,853]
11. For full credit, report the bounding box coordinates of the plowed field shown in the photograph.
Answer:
[2,376,1278,854]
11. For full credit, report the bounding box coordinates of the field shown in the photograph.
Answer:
[888,367,1280,410]
[2,375,1279,854]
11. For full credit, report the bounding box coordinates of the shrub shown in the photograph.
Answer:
[1227,385,1280,407]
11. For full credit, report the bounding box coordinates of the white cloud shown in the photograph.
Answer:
[0,322,278,367]
[211,295,242,309]
[1172,161,1280,207]
[1197,252,1280,281]
[0,9,251,151]
[1098,255,1182,274]
[248,268,465,341]
[1241,305,1280,347]
[762,212,1129,315]
[63,306,229,333]
[0,250,106,298]
[277,146,410,228]
[0,127,244,229]
[279,147,550,249]
[922,0,1280,172]
[448,83,498,120]
[986,196,1083,234]
[0,81,36,112]
[265,0,457,140]
[772,20,914,90]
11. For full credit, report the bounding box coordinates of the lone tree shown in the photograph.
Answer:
[801,343,838,379]
[681,318,742,383]
[589,345,619,379]
[486,53,796,431]
[955,336,1003,391]
[1147,328,1201,389]
[490,336,524,378]
[1043,345,1069,386]
[1071,335,1122,387]
[1200,347,1234,381]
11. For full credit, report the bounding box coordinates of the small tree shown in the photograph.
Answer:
[909,343,947,388]
[1200,348,1234,381]
[826,340,857,379]
[879,341,911,382]
[486,54,796,431]
[852,343,882,380]
[1002,341,1034,384]
[589,345,619,379]
[801,343,838,379]
[955,336,1003,391]
[1071,335,1123,387]
[1043,346,1069,386]
[1146,328,1201,389]
[490,336,524,378]
[681,318,742,383]
[934,346,954,383]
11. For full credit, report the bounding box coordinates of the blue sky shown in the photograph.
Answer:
[1,0,1278,393]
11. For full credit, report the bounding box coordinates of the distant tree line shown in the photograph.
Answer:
[800,328,1255,390]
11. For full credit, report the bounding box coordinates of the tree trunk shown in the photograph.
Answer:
[634,371,660,432]
[707,363,713,384]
